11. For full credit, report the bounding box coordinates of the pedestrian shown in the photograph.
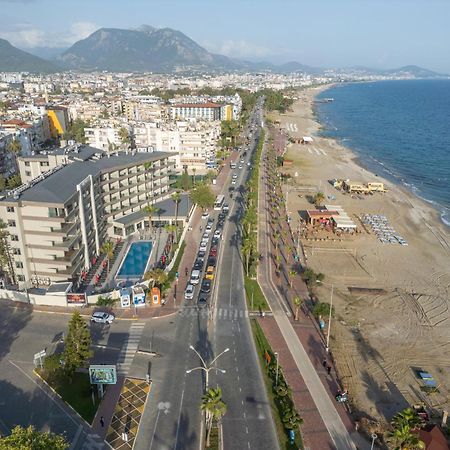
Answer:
[100,416,105,428]
[322,358,327,368]
[185,267,188,276]
[327,365,332,375]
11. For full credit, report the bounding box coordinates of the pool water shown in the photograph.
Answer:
[117,241,153,278]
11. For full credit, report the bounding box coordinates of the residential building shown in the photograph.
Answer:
[169,102,221,121]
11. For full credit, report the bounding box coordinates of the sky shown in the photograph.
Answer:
[0,0,449,73]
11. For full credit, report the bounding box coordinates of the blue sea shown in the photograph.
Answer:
[315,79,450,227]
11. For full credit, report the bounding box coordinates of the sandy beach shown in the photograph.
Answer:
[269,85,450,424]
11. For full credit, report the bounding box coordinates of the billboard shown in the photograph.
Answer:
[89,365,117,385]
[66,292,87,305]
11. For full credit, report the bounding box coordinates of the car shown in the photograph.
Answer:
[207,217,214,224]
[228,186,235,192]
[232,173,238,180]
[205,222,213,232]
[207,256,217,267]
[214,229,221,239]
[193,258,204,271]
[197,250,206,259]
[209,246,218,257]
[197,293,208,309]
[247,162,251,166]
[201,278,211,293]
[238,165,243,169]
[222,204,229,213]
[205,266,215,280]
[91,312,115,324]
[202,232,210,240]
[201,212,209,219]
[240,159,244,164]
[218,213,225,221]
[190,269,200,285]
[211,236,219,246]
[216,221,223,230]
[184,284,195,300]
[231,179,236,185]
[199,242,208,252]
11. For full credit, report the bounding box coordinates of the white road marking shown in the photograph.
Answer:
[174,388,185,450]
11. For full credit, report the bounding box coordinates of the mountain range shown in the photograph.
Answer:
[0,25,446,77]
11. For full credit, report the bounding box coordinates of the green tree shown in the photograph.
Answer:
[0,175,5,191]
[144,268,168,289]
[181,168,191,192]
[293,296,303,321]
[388,424,425,450]
[42,354,63,383]
[101,240,114,275]
[201,387,227,448]
[62,311,92,379]
[242,237,254,276]
[189,183,215,211]
[312,302,334,319]
[391,408,422,430]
[7,174,22,189]
[144,205,159,234]
[288,269,297,288]
[96,295,117,307]
[171,191,182,240]
[0,219,16,284]
[118,127,131,149]
[0,425,69,450]
[63,118,89,144]
[7,138,21,172]
[314,192,325,207]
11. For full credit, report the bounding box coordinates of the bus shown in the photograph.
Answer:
[214,194,225,211]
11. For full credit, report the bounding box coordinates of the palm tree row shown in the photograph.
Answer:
[387,408,425,450]
[241,130,265,276]
[200,386,227,447]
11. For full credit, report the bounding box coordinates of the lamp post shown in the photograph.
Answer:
[186,345,229,389]
[370,433,377,450]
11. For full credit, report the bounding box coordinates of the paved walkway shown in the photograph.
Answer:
[256,129,369,450]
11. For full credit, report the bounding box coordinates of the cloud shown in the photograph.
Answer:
[0,21,98,48]
[204,39,273,59]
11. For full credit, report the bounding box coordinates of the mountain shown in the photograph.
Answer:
[58,26,242,72]
[382,65,445,78]
[26,46,68,60]
[0,38,59,73]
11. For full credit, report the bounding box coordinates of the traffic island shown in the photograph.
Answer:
[106,377,151,449]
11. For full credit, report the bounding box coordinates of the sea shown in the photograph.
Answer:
[315,79,450,227]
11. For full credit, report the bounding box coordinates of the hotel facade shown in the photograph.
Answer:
[0,145,174,286]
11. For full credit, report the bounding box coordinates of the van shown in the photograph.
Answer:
[190,269,200,285]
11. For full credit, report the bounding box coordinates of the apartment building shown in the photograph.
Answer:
[0,145,173,286]
[169,102,221,121]
[84,123,132,152]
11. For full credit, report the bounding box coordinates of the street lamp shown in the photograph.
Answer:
[186,345,229,389]
[370,433,377,450]
[317,280,333,353]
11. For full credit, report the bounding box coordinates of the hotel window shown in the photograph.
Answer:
[7,206,15,213]
[10,234,19,241]
[17,275,25,282]
[40,161,49,167]
[25,161,30,166]
[25,171,31,177]
[13,248,21,255]
[8,220,16,227]
[15,261,23,269]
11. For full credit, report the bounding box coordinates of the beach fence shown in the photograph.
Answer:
[308,246,357,257]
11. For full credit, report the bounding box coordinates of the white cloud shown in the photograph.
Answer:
[204,39,272,59]
[0,21,98,48]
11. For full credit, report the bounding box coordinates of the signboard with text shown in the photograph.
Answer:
[89,365,117,385]
[66,292,87,305]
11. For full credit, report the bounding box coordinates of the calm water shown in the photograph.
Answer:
[316,80,450,226]
[117,241,152,278]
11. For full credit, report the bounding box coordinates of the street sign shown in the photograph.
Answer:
[89,365,117,385]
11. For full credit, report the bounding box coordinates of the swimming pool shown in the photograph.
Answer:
[117,241,153,278]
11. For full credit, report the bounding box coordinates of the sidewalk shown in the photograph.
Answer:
[256,129,370,450]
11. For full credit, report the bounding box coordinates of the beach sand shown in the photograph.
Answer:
[269,86,450,424]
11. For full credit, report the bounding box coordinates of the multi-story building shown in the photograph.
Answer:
[47,106,69,138]
[0,145,173,286]
[84,123,132,152]
[169,102,221,121]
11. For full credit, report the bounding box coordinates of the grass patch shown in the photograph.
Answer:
[168,240,186,282]
[208,424,220,449]
[250,319,303,450]
[42,371,102,423]
[244,276,270,312]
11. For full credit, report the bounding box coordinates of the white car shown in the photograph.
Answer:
[232,173,238,180]
[202,232,210,240]
[201,212,209,219]
[238,165,243,169]
[184,284,195,300]
[190,269,201,285]
[91,312,115,324]
[199,242,208,252]
[231,179,236,185]
[214,229,221,238]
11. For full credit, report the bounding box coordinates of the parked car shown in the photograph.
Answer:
[207,256,217,267]
[209,246,218,257]
[197,250,206,259]
[199,242,208,252]
[238,165,243,169]
[205,222,213,233]
[205,266,215,280]
[222,204,229,213]
[201,211,209,219]
[232,173,238,180]
[201,278,211,293]
[197,293,208,309]
[193,258,204,271]
[216,221,224,230]
[202,232,210,240]
[190,269,200,285]
[91,312,115,324]
[218,213,225,221]
[184,284,195,300]
[214,229,221,239]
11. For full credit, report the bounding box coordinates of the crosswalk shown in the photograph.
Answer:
[179,306,249,321]
[116,321,145,374]
[285,123,298,132]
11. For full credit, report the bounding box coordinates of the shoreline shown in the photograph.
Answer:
[311,81,450,229]
[270,85,450,421]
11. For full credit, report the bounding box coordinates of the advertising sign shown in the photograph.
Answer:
[66,292,87,305]
[89,365,117,385]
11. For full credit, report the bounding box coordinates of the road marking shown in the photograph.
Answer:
[243,412,246,419]
[314,148,320,155]
[245,426,249,434]
[149,409,161,450]
[174,388,185,450]
[248,442,251,449]
[241,400,244,405]
[308,148,312,154]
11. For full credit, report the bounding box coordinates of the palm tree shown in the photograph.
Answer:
[144,268,168,289]
[242,237,254,276]
[314,192,325,207]
[171,191,182,242]
[7,138,22,172]
[192,168,197,186]
[144,205,159,235]
[118,127,131,150]
[388,424,425,450]
[391,408,422,431]
[288,269,297,288]
[101,240,114,275]
[293,296,303,321]
[201,387,227,447]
